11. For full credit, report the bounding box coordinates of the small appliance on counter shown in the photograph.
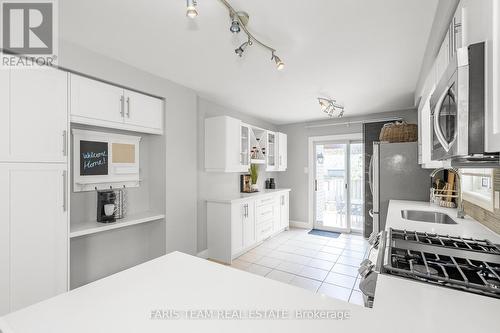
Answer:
[265,178,276,189]
[96,189,125,223]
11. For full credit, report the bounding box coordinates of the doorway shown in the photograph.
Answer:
[313,140,364,233]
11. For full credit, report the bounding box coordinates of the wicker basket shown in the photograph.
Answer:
[379,121,418,143]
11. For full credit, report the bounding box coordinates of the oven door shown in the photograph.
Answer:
[431,70,459,160]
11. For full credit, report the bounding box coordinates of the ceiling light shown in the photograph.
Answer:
[272,54,284,70]
[235,40,252,57]
[186,0,198,18]
[230,18,241,33]
[317,97,344,118]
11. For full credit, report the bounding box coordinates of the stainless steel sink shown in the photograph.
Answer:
[401,210,457,224]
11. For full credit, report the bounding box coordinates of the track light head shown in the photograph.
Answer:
[317,97,344,118]
[230,19,241,33]
[272,54,284,70]
[235,40,252,57]
[186,0,198,18]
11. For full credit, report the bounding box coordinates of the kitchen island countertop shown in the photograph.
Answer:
[1,200,499,333]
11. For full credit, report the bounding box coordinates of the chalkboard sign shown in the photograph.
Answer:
[80,140,108,176]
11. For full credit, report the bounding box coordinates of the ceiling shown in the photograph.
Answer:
[59,0,438,125]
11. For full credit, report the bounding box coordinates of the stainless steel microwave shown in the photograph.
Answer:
[430,42,485,161]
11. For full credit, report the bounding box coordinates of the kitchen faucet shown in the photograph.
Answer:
[430,167,465,218]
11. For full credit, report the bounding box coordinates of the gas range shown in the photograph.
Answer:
[359,229,500,307]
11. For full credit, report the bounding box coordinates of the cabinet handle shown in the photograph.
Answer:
[120,96,125,117]
[62,130,67,157]
[62,171,67,212]
[126,97,131,118]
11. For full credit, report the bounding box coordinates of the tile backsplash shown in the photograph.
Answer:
[463,169,500,235]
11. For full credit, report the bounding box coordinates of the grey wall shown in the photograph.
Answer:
[60,40,198,286]
[197,98,277,252]
[276,109,418,224]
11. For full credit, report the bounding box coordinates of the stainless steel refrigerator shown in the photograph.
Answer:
[369,142,432,234]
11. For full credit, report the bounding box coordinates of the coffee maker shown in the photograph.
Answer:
[97,190,117,223]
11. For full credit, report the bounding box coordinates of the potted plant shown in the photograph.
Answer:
[250,164,259,192]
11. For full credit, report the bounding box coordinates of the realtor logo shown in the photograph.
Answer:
[1,0,58,67]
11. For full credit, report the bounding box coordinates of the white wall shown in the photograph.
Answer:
[276,109,418,225]
[197,98,277,252]
[60,40,198,286]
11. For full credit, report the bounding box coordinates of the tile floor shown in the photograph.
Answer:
[229,228,369,306]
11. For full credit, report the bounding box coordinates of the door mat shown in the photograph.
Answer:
[308,229,341,238]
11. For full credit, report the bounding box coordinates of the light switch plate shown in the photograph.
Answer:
[495,191,500,209]
[304,167,308,174]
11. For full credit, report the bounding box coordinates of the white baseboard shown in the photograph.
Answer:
[196,249,208,259]
[289,220,311,229]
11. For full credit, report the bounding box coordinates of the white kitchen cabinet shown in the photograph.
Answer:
[205,116,249,173]
[70,74,124,126]
[123,90,163,132]
[231,200,255,254]
[0,163,68,315]
[207,190,290,264]
[0,68,68,163]
[482,0,500,152]
[266,131,277,171]
[0,69,9,161]
[70,74,164,135]
[279,192,290,230]
[277,132,288,171]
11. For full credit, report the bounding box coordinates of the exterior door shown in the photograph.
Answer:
[314,141,364,233]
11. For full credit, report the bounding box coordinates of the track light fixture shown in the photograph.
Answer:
[318,97,345,118]
[229,16,241,33]
[272,53,284,70]
[186,0,198,18]
[235,39,252,57]
[184,0,284,70]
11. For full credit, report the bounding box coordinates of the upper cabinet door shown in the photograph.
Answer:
[70,74,125,126]
[0,69,9,162]
[266,131,277,171]
[486,0,500,152]
[6,68,68,163]
[123,90,163,133]
[277,132,287,171]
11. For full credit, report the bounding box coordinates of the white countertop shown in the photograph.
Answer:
[372,200,500,332]
[1,200,498,333]
[385,200,500,242]
[206,188,291,204]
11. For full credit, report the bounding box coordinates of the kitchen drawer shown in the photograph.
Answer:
[255,196,277,207]
[256,220,273,241]
[255,204,275,224]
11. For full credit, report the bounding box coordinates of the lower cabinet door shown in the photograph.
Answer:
[243,201,255,247]
[280,193,289,229]
[0,163,68,313]
[231,203,245,255]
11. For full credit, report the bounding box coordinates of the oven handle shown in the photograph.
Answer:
[433,86,451,152]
